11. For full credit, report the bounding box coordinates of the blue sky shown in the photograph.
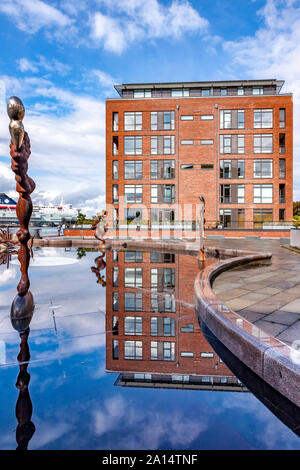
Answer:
[0,0,299,213]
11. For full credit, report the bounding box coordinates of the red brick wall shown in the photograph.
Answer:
[106,93,293,228]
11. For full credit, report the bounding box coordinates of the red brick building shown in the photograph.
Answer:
[106,79,293,236]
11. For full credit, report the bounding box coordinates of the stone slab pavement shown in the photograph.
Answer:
[208,238,300,350]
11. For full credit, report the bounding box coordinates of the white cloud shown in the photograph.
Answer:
[0,76,106,215]
[17,56,71,76]
[0,0,72,34]
[224,0,300,200]
[91,0,209,54]
[92,70,119,90]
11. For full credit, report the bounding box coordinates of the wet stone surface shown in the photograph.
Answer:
[209,239,300,350]
[0,246,299,449]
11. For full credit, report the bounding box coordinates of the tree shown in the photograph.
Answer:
[76,210,86,224]
[293,201,300,217]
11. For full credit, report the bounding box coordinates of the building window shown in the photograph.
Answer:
[253,209,273,228]
[181,140,194,145]
[219,209,232,228]
[181,115,194,120]
[151,111,175,130]
[279,183,285,203]
[124,136,142,155]
[238,209,245,228]
[124,112,142,131]
[112,292,119,312]
[253,109,273,128]
[279,159,286,179]
[113,249,118,262]
[124,268,143,287]
[124,251,143,263]
[112,315,119,335]
[124,161,142,179]
[181,164,194,170]
[238,184,245,203]
[201,139,214,145]
[181,324,194,332]
[134,89,151,98]
[279,133,285,154]
[220,160,231,179]
[124,341,142,359]
[113,136,118,156]
[220,135,245,154]
[151,317,175,337]
[151,160,175,179]
[125,209,142,224]
[171,88,189,97]
[279,108,286,129]
[151,341,158,360]
[253,86,263,95]
[124,317,143,335]
[201,115,214,120]
[150,252,175,263]
[151,292,176,313]
[164,184,175,203]
[112,112,118,131]
[124,184,142,203]
[253,184,273,203]
[220,184,231,203]
[151,268,175,288]
[279,208,285,221]
[253,134,273,153]
[113,184,118,204]
[151,341,175,361]
[151,136,175,155]
[254,159,273,178]
[163,160,175,179]
[164,136,175,154]
[201,88,210,96]
[151,185,158,203]
[181,351,194,357]
[113,160,119,180]
[238,160,245,178]
[238,87,244,96]
[113,267,118,287]
[201,352,214,358]
[220,88,227,96]
[113,340,119,360]
[124,292,143,312]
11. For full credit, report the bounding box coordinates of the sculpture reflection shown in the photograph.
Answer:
[11,317,35,450]
[90,210,108,287]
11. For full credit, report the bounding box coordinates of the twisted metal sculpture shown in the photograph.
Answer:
[7,97,35,322]
[198,195,206,263]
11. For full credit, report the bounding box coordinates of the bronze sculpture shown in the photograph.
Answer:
[6,96,36,450]
[7,97,35,318]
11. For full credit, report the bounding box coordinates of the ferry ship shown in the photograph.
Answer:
[0,193,77,225]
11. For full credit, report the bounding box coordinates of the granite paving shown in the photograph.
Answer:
[207,238,300,351]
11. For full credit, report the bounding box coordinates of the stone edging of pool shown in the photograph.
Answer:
[194,254,300,408]
[32,236,300,406]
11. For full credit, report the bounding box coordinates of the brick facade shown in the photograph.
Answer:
[106,81,293,236]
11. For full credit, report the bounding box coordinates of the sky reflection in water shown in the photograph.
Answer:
[0,247,299,450]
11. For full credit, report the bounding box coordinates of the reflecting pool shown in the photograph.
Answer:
[0,246,299,450]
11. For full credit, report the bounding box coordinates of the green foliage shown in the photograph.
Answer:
[76,210,97,225]
[293,201,300,216]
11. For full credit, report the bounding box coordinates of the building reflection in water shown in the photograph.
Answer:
[105,249,247,392]
[11,300,35,450]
